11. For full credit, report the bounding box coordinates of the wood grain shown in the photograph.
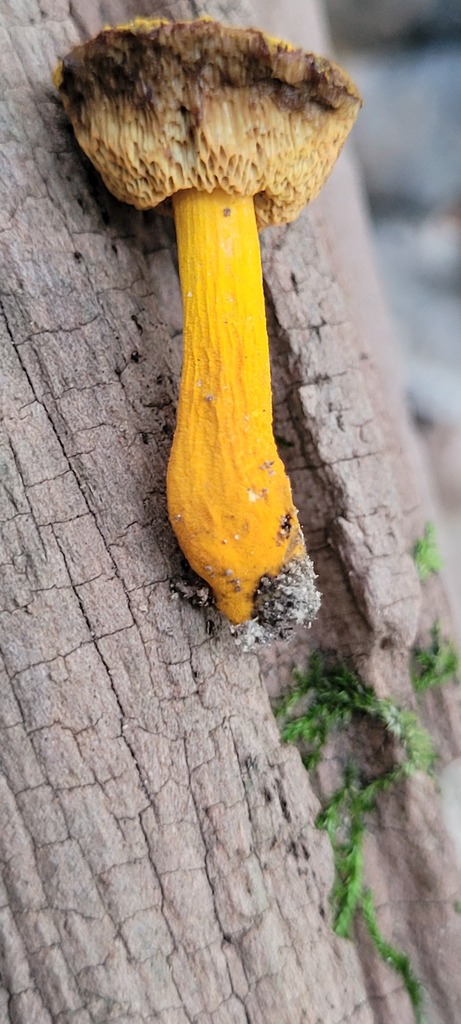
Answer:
[1,2,460,1022]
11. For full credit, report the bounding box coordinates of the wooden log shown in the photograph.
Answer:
[1,1,460,1022]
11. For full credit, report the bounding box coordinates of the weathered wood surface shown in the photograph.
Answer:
[1,1,460,1023]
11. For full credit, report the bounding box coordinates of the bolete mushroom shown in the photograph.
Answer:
[53,17,361,643]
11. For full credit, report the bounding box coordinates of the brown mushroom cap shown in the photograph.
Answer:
[54,17,362,228]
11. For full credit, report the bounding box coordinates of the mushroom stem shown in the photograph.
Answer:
[167,187,306,624]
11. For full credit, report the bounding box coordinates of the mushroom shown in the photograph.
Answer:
[53,17,361,643]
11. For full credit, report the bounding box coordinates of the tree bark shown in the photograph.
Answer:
[1,2,460,1023]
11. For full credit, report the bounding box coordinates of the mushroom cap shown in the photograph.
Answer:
[54,17,362,228]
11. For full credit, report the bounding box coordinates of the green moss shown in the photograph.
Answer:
[274,651,433,1024]
[275,608,460,1023]
[273,518,458,1018]
[411,622,459,693]
[275,652,435,776]
[362,891,423,1017]
[413,522,443,581]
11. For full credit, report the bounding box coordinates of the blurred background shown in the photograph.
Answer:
[326,0,461,615]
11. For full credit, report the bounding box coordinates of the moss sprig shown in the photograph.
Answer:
[411,622,459,693]
[274,652,433,1023]
[275,652,435,775]
[413,522,443,581]
[362,890,423,1017]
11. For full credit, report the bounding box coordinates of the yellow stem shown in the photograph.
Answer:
[167,188,306,623]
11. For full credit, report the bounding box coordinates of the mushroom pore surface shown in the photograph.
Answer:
[54,17,362,227]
